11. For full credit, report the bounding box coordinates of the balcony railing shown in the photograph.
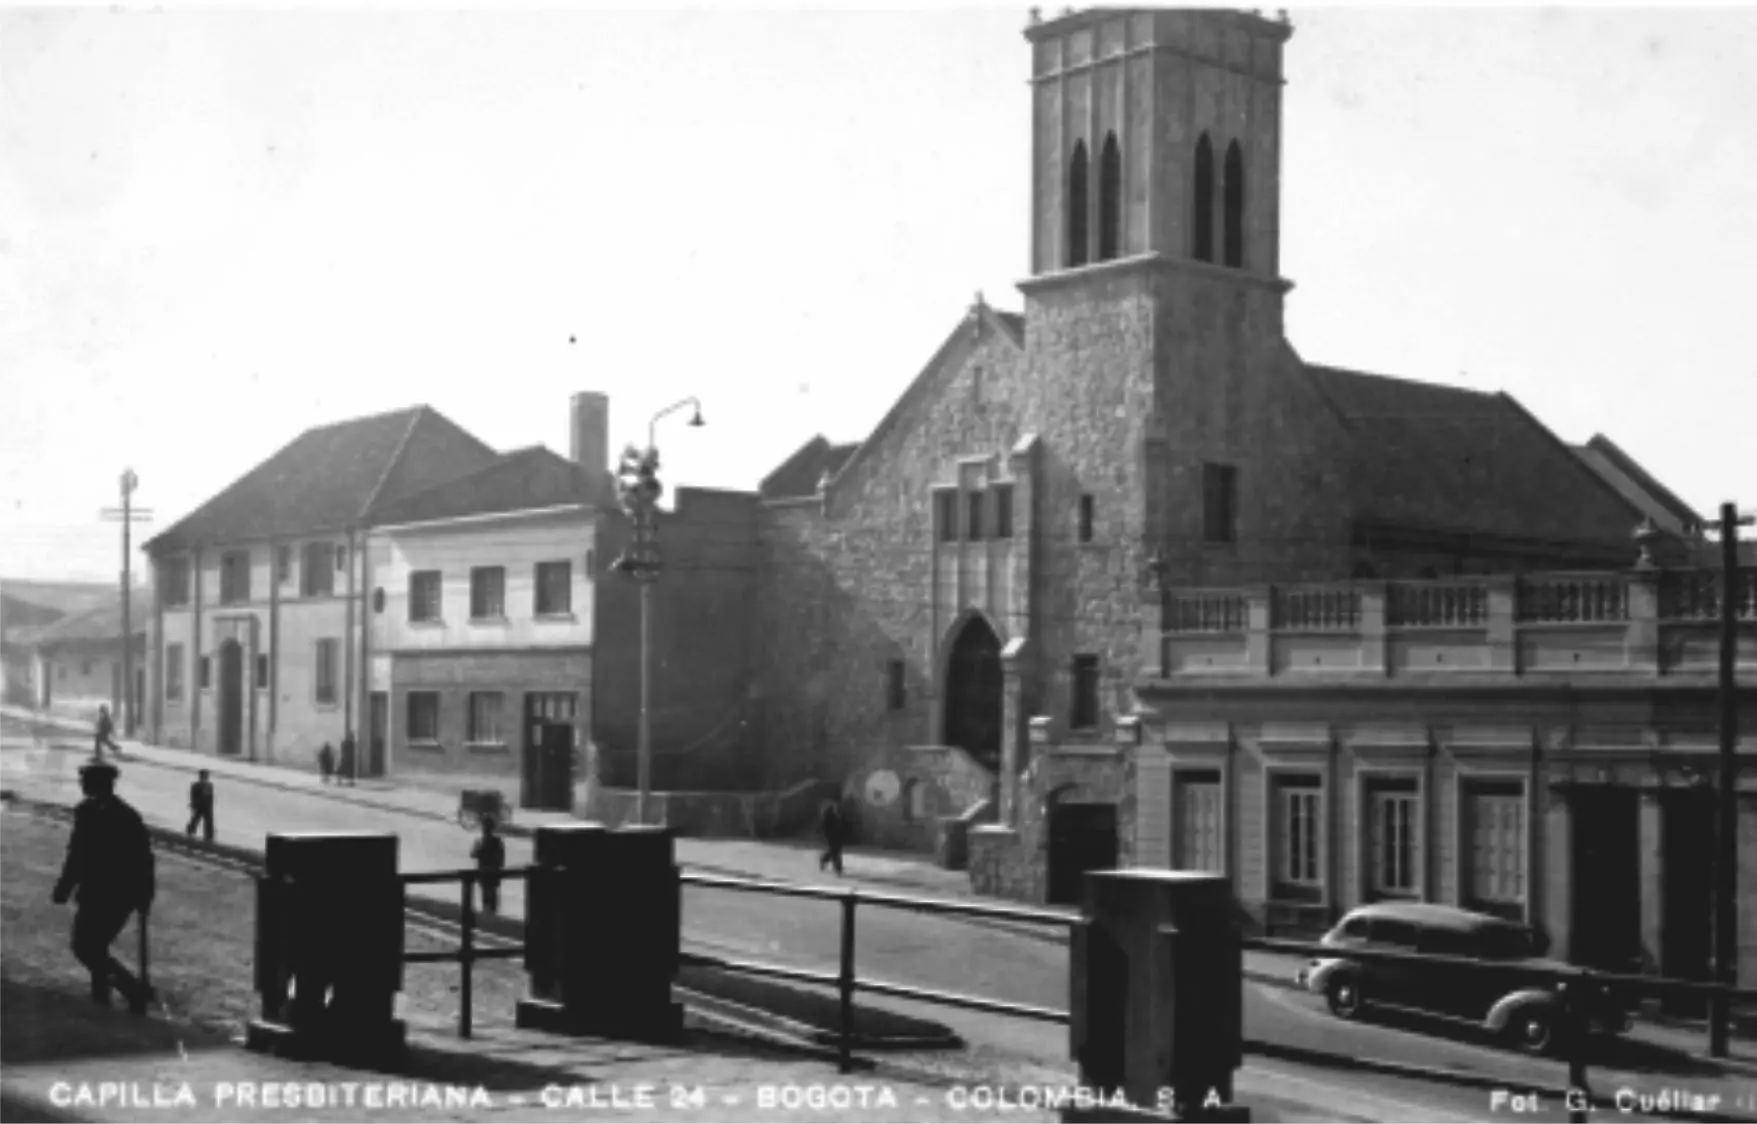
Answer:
[1157,567,1755,680]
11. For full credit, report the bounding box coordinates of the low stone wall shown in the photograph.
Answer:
[585,779,831,838]
[969,824,1040,901]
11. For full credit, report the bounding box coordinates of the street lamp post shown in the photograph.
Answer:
[101,470,153,739]
[616,397,704,826]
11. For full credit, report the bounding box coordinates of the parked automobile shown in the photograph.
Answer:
[1296,901,1634,1055]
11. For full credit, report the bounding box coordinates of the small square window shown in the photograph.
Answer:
[407,691,440,742]
[885,659,906,711]
[1078,494,1095,544]
[1070,654,1100,730]
[470,566,506,619]
[409,570,442,622]
[535,560,572,615]
[934,490,958,543]
[993,484,1014,539]
[967,490,985,540]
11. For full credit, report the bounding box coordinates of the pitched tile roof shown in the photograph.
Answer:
[146,406,498,553]
[29,590,153,649]
[1570,435,1702,536]
[371,445,615,527]
[1303,365,1646,551]
[759,436,860,501]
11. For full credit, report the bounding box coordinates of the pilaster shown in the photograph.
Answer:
[1001,637,1035,827]
[1543,787,1573,963]
[1639,791,1664,975]
[1485,575,1516,673]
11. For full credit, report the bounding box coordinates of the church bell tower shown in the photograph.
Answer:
[1024,7,1292,281]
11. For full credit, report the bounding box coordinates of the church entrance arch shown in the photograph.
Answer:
[942,614,1003,771]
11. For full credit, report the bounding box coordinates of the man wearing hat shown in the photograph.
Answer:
[52,760,156,1015]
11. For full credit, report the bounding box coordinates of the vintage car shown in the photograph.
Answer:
[1296,901,1634,1055]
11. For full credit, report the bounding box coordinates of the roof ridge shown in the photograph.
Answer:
[358,406,430,523]
[1492,392,1646,534]
[1307,362,1503,401]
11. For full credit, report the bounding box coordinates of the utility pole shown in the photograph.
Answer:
[100,470,153,738]
[614,397,704,826]
[1707,501,1753,1058]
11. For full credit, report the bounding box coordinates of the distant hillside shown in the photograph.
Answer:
[1,579,136,646]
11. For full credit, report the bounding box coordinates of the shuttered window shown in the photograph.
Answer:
[1174,772,1224,873]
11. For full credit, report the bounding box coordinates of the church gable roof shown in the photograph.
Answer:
[1304,364,1646,551]
[145,406,497,553]
[1570,434,1702,536]
[372,445,614,527]
[760,436,859,501]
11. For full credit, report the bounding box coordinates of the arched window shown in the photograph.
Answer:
[1192,132,1215,262]
[1098,132,1122,261]
[1223,140,1246,268]
[1066,140,1090,268]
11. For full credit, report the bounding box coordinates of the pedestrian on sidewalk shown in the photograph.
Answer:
[186,769,215,844]
[317,742,335,784]
[338,730,357,787]
[818,798,845,876]
[53,760,156,1016]
[470,816,505,915]
[93,706,124,761]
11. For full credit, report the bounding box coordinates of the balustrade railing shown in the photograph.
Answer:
[1516,574,1630,624]
[1385,581,1488,628]
[1166,591,1249,633]
[1270,586,1361,631]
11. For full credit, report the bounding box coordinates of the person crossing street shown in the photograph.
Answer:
[186,769,215,844]
[52,760,156,1015]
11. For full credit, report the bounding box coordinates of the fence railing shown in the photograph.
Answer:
[292,862,1757,1123]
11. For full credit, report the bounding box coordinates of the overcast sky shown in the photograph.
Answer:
[3,3,1754,585]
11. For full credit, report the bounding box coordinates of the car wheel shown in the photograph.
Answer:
[1325,976,1364,1020]
[1507,1007,1557,1055]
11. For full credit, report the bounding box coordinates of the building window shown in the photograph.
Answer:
[993,484,1014,539]
[276,545,292,586]
[254,654,269,690]
[1192,132,1215,262]
[408,570,442,623]
[470,566,506,619]
[1070,654,1100,730]
[314,638,338,705]
[334,543,346,572]
[159,557,190,607]
[467,691,505,746]
[1275,775,1324,899]
[935,490,959,543]
[535,560,572,616]
[1098,131,1122,262]
[407,691,440,742]
[81,659,93,676]
[1078,494,1095,544]
[966,490,985,540]
[1067,139,1090,268]
[301,542,334,597]
[1367,778,1421,898]
[218,550,251,605]
[1223,139,1246,268]
[1174,771,1224,873]
[886,659,906,711]
[1464,780,1526,918]
[1203,463,1237,544]
[165,644,184,700]
[198,655,211,690]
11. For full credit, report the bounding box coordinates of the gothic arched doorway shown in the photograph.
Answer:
[942,615,1002,770]
[218,639,244,757]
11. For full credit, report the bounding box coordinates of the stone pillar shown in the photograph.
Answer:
[1070,871,1245,1120]
[1359,582,1388,676]
[1245,587,1272,675]
[517,823,685,1042]
[1626,568,1662,673]
[1639,791,1664,981]
[1001,639,1033,826]
[247,832,405,1065]
[1485,575,1516,673]
[1543,787,1573,965]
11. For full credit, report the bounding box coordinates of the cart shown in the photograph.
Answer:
[457,789,514,832]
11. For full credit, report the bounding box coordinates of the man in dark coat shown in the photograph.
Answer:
[818,799,845,876]
[317,742,335,784]
[471,816,506,915]
[186,769,215,843]
[93,706,123,760]
[53,760,156,1014]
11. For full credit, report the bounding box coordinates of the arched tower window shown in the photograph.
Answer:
[1066,140,1090,268]
[1192,132,1215,263]
[1098,132,1122,262]
[1223,140,1246,268]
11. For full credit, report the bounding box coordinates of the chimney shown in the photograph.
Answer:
[569,392,609,473]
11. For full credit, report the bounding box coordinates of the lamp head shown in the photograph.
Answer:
[688,404,705,428]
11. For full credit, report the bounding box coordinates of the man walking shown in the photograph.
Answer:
[338,730,358,787]
[186,769,215,844]
[818,798,846,876]
[93,705,124,761]
[53,760,156,1015]
[317,742,335,784]
[470,816,506,915]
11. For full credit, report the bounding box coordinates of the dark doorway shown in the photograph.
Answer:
[942,616,1003,771]
[1569,786,1641,971]
[133,667,145,735]
[524,693,576,811]
[368,691,388,778]
[217,639,243,757]
[1662,787,1715,1015]
[1047,802,1119,907]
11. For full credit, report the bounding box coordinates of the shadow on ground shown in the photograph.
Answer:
[0,977,233,1068]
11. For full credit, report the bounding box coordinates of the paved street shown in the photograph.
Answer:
[6,720,1754,1123]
